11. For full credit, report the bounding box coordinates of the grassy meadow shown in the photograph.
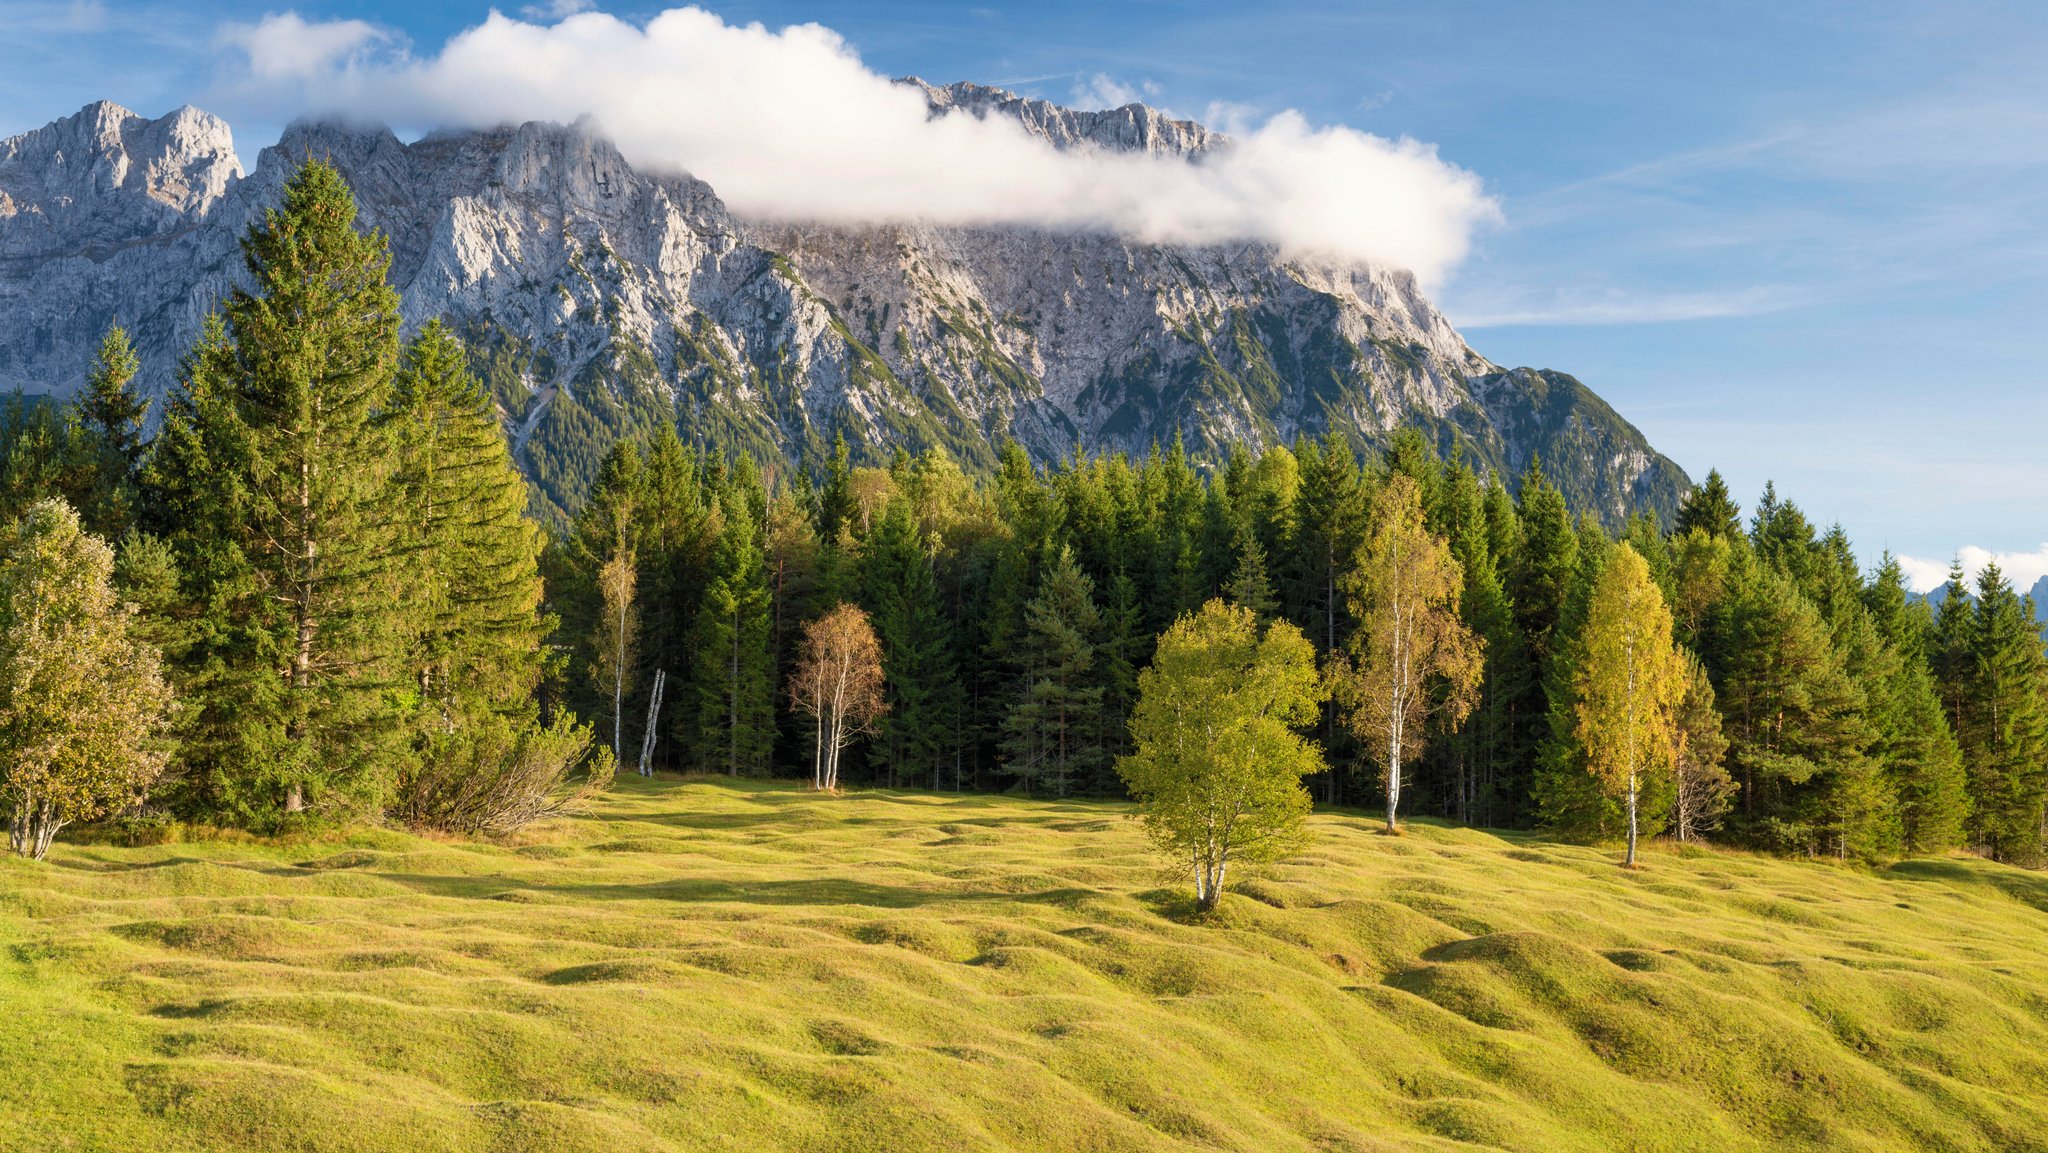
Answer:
[5,776,2048,1152]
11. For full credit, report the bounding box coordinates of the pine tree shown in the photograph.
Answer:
[859,499,960,787]
[1957,564,2048,863]
[390,321,550,731]
[1930,560,1975,738]
[1509,459,1579,793]
[1674,468,1742,541]
[1095,568,1147,788]
[1282,433,1370,801]
[1532,516,1616,839]
[73,324,149,538]
[1671,651,1733,842]
[1002,547,1105,796]
[1714,562,1876,855]
[1224,517,1279,619]
[1863,555,1969,854]
[144,160,407,820]
[684,490,776,777]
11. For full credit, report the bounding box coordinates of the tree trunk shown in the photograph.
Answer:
[9,800,64,861]
[1385,712,1401,834]
[1625,772,1640,868]
[286,782,305,813]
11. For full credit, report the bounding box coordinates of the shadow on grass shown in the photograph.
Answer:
[1889,857,2048,915]
[378,871,1100,910]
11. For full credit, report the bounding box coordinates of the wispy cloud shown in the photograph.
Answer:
[1447,285,1805,329]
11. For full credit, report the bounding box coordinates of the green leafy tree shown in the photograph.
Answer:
[593,545,639,766]
[1573,544,1685,867]
[1118,600,1326,913]
[790,603,888,792]
[0,501,173,858]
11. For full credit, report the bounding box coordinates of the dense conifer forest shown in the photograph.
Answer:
[1,161,2044,868]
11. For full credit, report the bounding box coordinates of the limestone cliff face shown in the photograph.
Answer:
[0,92,1688,523]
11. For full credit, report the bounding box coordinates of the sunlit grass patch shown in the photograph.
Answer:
[3,774,2048,1151]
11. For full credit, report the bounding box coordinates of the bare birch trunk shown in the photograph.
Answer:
[1625,773,1639,867]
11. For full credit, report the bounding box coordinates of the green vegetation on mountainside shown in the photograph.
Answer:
[5,777,2048,1153]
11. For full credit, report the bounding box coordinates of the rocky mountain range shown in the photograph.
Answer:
[0,88,1689,522]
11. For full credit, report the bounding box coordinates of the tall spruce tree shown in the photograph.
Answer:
[1674,468,1742,541]
[1956,565,2048,863]
[1002,547,1105,796]
[1864,555,1970,853]
[1714,562,1878,856]
[146,161,406,820]
[391,321,550,729]
[683,489,776,776]
[859,498,960,788]
[1510,460,1579,795]
[74,324,149,538]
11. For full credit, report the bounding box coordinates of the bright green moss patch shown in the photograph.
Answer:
[5,776,2048,1150]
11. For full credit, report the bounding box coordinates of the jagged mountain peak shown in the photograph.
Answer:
[0,95,1688,528]
[903,78,1221,158]
[0,100,240,259]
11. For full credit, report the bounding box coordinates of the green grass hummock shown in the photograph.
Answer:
[5,776,2048,1152]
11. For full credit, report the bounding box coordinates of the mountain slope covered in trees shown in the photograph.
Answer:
[0,93,1687,524]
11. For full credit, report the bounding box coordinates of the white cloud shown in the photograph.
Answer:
[216,8,1497,286]
[1896,544,2048,594]
[219,13,388,82]
[1446,285,1804,328]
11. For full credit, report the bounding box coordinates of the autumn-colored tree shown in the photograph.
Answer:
[790,603,887,792]
[0,501,174,858]
[1118,600,1326,913]
[1339,474,1483,832]
[593,543,638,765]
[1574,544,1686,867]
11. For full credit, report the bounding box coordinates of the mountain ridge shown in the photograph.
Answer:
[0,96,1689,524]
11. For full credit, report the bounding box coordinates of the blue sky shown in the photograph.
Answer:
[4,0,2044,588]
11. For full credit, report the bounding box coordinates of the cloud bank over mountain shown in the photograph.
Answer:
[216,7,1497,286]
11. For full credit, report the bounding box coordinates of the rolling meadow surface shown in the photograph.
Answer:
[4,777,2048,1152]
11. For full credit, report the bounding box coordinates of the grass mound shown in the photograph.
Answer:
[4,777,2048,1151]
